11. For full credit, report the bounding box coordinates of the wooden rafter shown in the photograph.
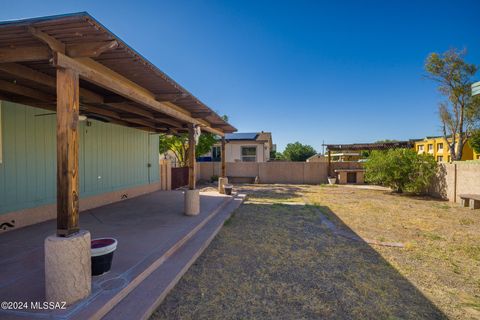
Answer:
[66,41,118,58]
[0,79,54,102]
[29,26,66,53]
[0,46,50,63]
[191,111,213,118]
[0,62,103,103]
[0,15,233,135]
[105,102,155,119]
[52,52,224,136]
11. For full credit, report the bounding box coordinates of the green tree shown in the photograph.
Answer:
[283,142,317,162]
[425,49,480,160]
[470,130,480,154]
[159,131,218,167]
[364,149,437,193]
[270,151,286,161]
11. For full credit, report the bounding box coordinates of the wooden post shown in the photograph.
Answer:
[327,149,332,177]
[56,67,80,237]
[221,136,226,178]
[188,124,196,190]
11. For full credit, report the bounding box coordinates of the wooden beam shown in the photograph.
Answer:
[82,105,159,130]
[155,92,187,101]
[191,111,212,118]
[0,62,55,86]
[29,26,65,53]
[154,117,182,128]
[56,67,80,236]
[0,63,103,103]
[0,93,54,111]
[188,124,196,190]
[52,52,225,136]
[105,102,154,119]
[119,116,159,128]
[0,46,51,63]
[66,41,118,58]
[0,79,54,102]
[221,136,226,178]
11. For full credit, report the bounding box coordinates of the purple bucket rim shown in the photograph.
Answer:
[91,238,116,249]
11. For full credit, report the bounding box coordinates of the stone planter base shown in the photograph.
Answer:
[328,177,337,185]
[45,230,91,306]
[218,177,228,194]
[184,189,200,216]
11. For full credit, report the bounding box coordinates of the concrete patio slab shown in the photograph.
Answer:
[0,190,242,320]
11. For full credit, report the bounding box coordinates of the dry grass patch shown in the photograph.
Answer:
[152,184,480,320]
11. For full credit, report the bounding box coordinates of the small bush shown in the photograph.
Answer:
[210,175,219,183]
[364,149,437,193]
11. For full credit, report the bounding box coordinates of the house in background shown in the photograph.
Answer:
[413,136,479,162]
[306,153,327,162]
[199,132,274,162]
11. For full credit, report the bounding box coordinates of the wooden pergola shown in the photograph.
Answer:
[0,12,235,236]
[323,141,413,176]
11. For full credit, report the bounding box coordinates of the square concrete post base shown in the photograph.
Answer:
[184,189,200,216]
[45,230,91,306]
[218,177,228,194]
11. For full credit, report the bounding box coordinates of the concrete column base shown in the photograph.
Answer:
[45,230,91,306]
[218,177,228,194]
[184,189,200,216]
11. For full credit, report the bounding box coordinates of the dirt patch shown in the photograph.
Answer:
[152,184,480,320]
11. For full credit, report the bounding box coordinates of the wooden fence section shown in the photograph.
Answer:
[159,160,171,190]
[171,167,189,189]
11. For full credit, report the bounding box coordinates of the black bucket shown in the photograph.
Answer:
[91,238,117,276]
[224,184,233,195]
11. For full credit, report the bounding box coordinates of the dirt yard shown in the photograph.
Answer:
[151,184,480,320]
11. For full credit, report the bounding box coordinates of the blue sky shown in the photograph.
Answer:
[1,0,479,152]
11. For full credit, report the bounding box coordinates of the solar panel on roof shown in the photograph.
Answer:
[225,133,258,140]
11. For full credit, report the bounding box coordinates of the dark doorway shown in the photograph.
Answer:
[347,172,357,184]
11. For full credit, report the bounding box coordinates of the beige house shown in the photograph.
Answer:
[201,132,274,163]
[306,153,327,162]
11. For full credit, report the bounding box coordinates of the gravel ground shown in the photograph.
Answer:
[151,184,479,320]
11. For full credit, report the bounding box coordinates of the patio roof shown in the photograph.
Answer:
[0,12,236,135]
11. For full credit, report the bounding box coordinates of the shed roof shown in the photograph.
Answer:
[0,12,236,134]
[324,141,413,151]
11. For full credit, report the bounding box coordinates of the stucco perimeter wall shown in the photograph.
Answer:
[429,162,480,202]
[199,162,329,184]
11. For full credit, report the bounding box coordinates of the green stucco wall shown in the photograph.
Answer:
[0,101,159,215]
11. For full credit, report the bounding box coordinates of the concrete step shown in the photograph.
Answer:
[102,194,245,320]
[69,194,236,320]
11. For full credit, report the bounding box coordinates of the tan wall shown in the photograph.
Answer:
[429,162,480,202]
[199,161,329,184]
